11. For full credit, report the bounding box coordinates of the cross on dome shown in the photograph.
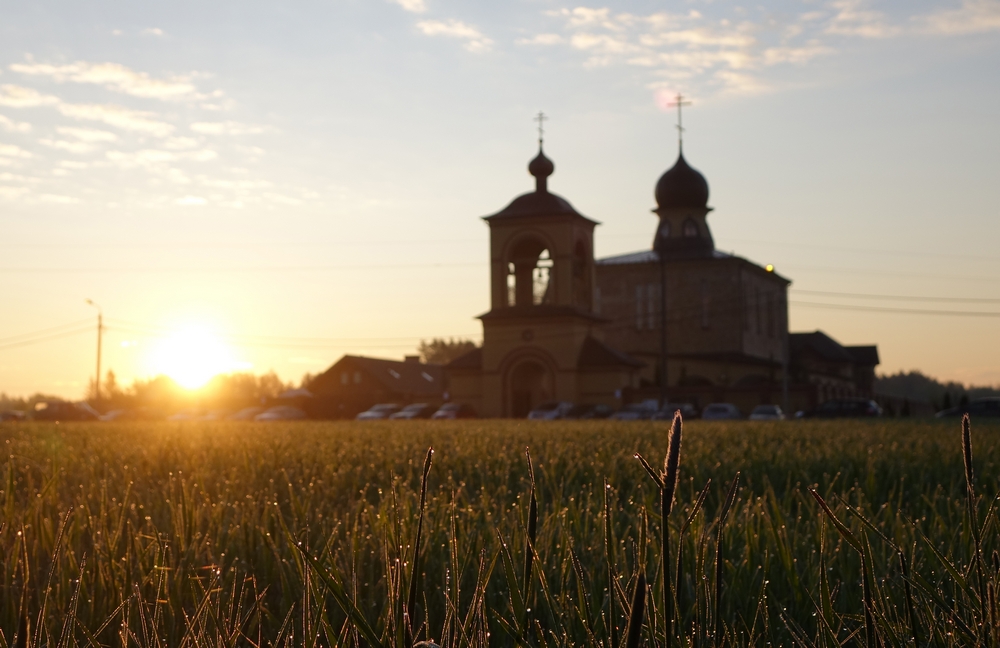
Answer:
[534,111,548,144]
[667,93,691,150]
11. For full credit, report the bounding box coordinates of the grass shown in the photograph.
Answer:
[2,417,999,646]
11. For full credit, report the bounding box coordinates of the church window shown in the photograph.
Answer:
[755,288,762,334]
[683,219,699,238]
[341,372,349,385]
[507,237,552,307]
[507,263,516,307]
[647,283,657,330]
[532,250,553,305]
[701,282,710,329]
[353,371,362,384]
[635,284,645,330]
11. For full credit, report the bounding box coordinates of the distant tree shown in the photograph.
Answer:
[418,338,479,365]
[299,372,317,390]
[901,398,911,417]
[942,392,952,410]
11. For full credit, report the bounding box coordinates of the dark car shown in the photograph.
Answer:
[389,403,436,420]
[31,400,100,422]
[651,403,699,421]
[802,398,883,418]
[431,403,477,420]
[936,397,1000,419]
[564,403,614,420]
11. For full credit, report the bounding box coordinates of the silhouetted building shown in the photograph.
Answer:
[307,355,444,418]
[446,130,880,416]
[447,143,643,417]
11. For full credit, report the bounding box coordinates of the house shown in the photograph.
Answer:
[307,355,444,419]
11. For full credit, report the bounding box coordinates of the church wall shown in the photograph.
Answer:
[739,267,789,364]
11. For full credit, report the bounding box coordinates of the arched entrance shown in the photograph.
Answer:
[508,360,553,418]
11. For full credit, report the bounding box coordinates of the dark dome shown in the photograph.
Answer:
[528,146,554,179]
[655,151,709,210]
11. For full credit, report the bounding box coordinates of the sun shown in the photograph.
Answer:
[152,325,237,389]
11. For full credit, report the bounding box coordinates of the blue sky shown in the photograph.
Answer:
[1,0,999,397]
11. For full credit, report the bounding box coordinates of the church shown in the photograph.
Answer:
[445,116,879,417]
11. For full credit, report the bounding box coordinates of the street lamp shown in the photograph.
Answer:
[85,299,103,402]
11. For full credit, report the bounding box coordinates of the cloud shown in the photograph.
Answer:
[0,143,33,158]
[415,19,493,52]
[825,0,900,38]
[39,193,80,204]
[0,84,60,108]
[58,160,89,169]
[163,136,200,149]
[190,121,265,135]
[10,61,199,101]
[176,195,207,206]
[142,28,165,37]
[517,33,565,45]
[915,0,1000,35]
[57,126,118,142]
[57,103,174,137]
[40,139,96,154]
[0,114,31,132]
[389,0,427,13]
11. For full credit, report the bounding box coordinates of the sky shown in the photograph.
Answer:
[1,0,999,398]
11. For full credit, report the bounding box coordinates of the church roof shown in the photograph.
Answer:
[578,336,645,368]
[486,191,591,220]
[479,304,606,322]
[485,141,597,223]
[446,347,482,370]
[655,150,710,211]
[595,249,732,265]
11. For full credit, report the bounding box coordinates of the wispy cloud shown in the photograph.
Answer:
[0,143,33,158]
[57,103,175,137]
[0,84,60,108]
[521,2,1000,98]
[416,19,493,52]
[0,114,31,132]
[915,0,1000,35]
[39,138,96,154]
[56,126,117,143]
[10,61,201,101]
[389,0,427,14]
[190,121,265,135]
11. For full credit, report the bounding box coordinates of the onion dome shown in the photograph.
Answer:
[655,150,709,210]
[528,144,554,193]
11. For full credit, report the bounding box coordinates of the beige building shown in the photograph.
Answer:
[447,136,879,417]
[447,143,642,417]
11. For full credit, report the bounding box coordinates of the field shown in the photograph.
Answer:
[2,417,999,647]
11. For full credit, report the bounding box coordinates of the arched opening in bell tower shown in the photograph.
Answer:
[506,237,553,307]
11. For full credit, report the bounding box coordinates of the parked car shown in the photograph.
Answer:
[356,403,401,420]
[527,401,574,420]
[564,403,614,420]
[431,403,478,419]
[749,404,785,421]
[0,410,26,422]
[801,398,883,419]
[701,403,743,420]
[255,406,307,421]
[610,402,657,421]
[651,403,699,421]
[32,400,99,422]
[390,403,435,420]
[229,406,265,421]
[936,397,1000,419]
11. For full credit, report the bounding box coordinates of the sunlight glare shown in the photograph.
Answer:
[152,325,238,389]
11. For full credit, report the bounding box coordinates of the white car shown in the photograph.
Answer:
[254,406,307,421]
[701,403,743,420]
[749,404,785,421]
[527,401,573,420]
[356,403,401,420]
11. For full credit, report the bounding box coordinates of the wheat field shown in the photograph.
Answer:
[2,417,998,647]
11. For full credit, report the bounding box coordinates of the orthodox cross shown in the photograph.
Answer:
[534,111,548,143]
[667,93,691,148]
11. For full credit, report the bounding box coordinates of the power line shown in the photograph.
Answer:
[792,289,1000,304]
[0,318,94,346]
[790,300,1000,318]
[0,326,93,351]
[0,262,483,274]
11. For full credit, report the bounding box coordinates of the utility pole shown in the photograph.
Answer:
[86,299,103,402]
